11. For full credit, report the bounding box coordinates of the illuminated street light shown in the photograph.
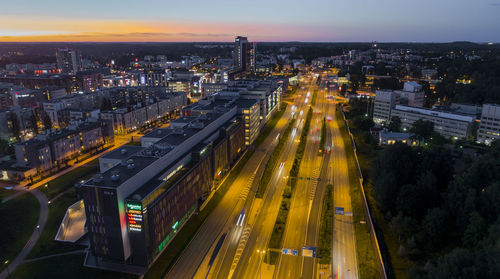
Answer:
[256,249,266,279]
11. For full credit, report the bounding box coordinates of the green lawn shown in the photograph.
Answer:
[335,108,382,279]
[8,253,136,279]
[0,191,39,273]
[28,188,83,259]
[40,164,98,199]
[0,187,17,201]
[318,184,333,264]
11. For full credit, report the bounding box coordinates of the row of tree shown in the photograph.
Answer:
[372,142,500,278]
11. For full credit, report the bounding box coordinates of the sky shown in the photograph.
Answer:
[0,0,499,42]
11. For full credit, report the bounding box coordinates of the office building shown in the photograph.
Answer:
[373,82,424,125]
[477,104,500,145]
[81,104,246,272]
[391,105,476,139]
[182,95,261,146]
[56,48,82,75]
[373,90,399,125]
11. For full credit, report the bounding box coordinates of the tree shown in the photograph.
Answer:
[10,113,20,140]
[30,113,39,135]
[410,119,434,141]
[42,114,52,130]
[389,116,402,132]
[0,138,11,154]
[100,98,113,111]
[422,207,448,244]
[397,184,423,217]
[463,211,487,247]
[390,212,418,240]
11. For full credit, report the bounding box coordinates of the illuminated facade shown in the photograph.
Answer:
[233,36,256,73]
[56,48,82,75]
[82,104,246,272]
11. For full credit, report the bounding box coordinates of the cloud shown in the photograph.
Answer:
[0,31,236,42]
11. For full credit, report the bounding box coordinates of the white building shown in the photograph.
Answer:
[373,90,399,125]
[477,104,500,145]
[391,105,476,139]
[373,82,425,125]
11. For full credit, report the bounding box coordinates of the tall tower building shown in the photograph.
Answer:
[56,48,82,74]
[233,36,256,73]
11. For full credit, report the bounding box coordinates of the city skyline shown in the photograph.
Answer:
[1,0,500,42]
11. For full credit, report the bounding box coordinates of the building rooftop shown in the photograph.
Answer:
[234,98,258,109]
[394,105,475,122]
[91,156,158,188]
[101,145,145,160]
[142,128,171,139]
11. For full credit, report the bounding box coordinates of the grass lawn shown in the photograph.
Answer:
[343,109,415,279]
[318,184,333,264]
[8,253,136,279]
[335,108,381,279]
[40,164,98,199]
[0,191,39,272]
[28,188,84,259]
[0,187,18,201]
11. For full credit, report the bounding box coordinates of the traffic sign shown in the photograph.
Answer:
[302,246,317,258]
[335,207,344,215]
[345,212,353,216]
[282,248,298,256]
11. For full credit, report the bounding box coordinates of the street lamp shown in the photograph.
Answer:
[4,260,9,275]
[256,249,266,279]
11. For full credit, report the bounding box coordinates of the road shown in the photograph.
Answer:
[330,96,358,279]
[165,85,298,279]
[224,76,317,279]
[274,80,327,279]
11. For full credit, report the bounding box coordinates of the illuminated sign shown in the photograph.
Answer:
[126,202,143,232]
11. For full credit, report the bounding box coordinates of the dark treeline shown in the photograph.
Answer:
[372,142,500,278]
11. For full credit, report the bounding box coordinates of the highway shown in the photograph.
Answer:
[165,73,359,279]
[330,93,358,279]
[274,80,327,279]
[165,78,312,279]
[226,76,317,279]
